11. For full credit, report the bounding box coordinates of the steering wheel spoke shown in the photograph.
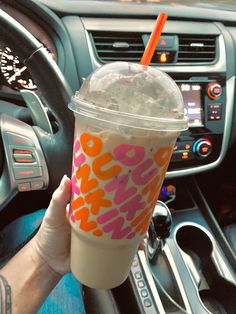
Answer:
[0,7,74,211]
[0,113,49,210]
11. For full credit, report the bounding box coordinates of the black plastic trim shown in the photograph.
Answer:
[190,176,236,272]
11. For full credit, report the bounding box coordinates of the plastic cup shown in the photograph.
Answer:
[68,62,188,289]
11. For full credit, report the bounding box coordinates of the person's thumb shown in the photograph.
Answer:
[44,175,72,226]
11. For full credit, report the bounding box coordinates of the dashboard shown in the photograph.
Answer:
[1,0,236,179]
[1,0,233,193]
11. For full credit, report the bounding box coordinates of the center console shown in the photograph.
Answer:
[128,184,236,314]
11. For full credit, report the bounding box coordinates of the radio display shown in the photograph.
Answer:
[178,83,203,127]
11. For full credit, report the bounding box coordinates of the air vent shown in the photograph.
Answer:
[178,35,217,63]
[90,31,144,62]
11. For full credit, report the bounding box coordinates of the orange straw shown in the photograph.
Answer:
[140,13,168,66]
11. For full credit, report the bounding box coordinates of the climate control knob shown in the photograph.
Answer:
[193,138,212,158]
[207,82,222,100]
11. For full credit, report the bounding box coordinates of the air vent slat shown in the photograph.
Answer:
[179,51,215,54]
[178,57,213,61]
[90,31,144,63]
[178,34,217,64]
[96,50,143,54]
[179,45,215,48]
[95,43,143,47]
[101,57,141,61]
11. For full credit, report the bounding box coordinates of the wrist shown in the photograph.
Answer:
[28,237,62,281]
[1,238,61,314]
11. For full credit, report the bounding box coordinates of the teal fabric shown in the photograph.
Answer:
[38,273,86,314]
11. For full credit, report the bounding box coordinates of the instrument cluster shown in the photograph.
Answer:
[0,4,57,92]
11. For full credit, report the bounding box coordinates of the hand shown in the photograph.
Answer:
[30,175,72,276]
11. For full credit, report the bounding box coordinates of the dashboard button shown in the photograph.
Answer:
[198,143,212,157]
[193,139,212,158]
[135,271,142,279]
[208,104,222,121]
[141,289,148,298]
[157,36,175,48]
[143,298,152,308]
[207,82,222,100]
[132,259,139,268]
[137,280,145,288]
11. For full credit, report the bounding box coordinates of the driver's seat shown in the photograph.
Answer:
[0,210,85,314]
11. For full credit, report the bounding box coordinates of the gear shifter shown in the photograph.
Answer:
[146,201,172,264]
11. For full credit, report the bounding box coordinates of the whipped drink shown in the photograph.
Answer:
[68,62,188,289]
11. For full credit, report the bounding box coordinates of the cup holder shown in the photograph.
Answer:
[176,225,213,265]
[175,224,236,314]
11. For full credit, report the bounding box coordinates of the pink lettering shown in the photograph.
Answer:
[70,213,75,223]
[105,174,137,205]
[102,217,132,239]
[97,209,119,224]
[73,140,85,167]
[132,159,158,185]
[113,144,145,166]
[120,194,146,221]
[71,175,80,199]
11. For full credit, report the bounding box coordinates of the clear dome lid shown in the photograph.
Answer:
[69,62,188,132]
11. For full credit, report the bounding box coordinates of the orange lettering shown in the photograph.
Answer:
[74,207,97,231]
[135,214,153,236]
[80,132,103,157]
[93,230,103,237]
[154,147,173,167]
[131,200,155,228]
[85,189,112,215]
[142,175,162,204]
[76,164,98,193]
[93,153,121,180]
[71,196,84,211]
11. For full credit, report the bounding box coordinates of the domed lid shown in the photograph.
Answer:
[69,62,188,132]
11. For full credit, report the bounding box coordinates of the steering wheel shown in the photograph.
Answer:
[0,8,74,210]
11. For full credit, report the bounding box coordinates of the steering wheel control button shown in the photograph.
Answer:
[18,183,31,192]
[14,156,34,163]
[13,151,34,163]
[6,132,34,147]
[13,166,42,180]
[208,104,222,121]
[1,114,49,196]
[31,181,44,190]
[193,138,212,158]
[207,82,222,100]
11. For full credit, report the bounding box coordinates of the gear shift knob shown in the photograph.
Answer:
[146,201,172,263]
[152,201,172,239]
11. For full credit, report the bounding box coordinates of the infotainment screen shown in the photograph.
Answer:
[178,83,203,127]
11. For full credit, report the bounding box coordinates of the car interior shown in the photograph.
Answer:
[0,0,236,313]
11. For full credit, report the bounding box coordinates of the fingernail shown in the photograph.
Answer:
[59,174,67,190]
